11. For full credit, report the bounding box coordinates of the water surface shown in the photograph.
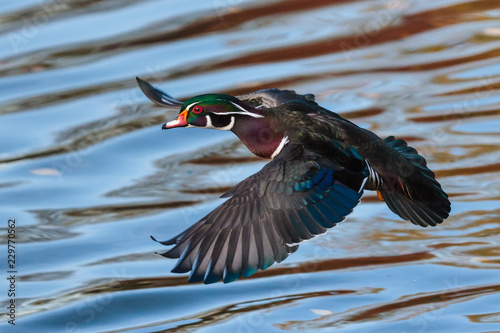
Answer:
[1,0,500,332]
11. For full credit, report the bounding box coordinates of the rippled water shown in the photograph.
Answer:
[1,0,500,332]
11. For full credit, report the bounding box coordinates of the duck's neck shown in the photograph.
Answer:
[232,117,286,159]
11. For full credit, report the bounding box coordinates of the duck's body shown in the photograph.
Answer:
[137,78,451,284]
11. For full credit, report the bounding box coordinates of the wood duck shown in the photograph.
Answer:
[137,77,451,284]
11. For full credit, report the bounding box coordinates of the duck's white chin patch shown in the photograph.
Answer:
[205,115,215,129]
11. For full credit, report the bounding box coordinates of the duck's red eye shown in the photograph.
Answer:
[192,106,203,114]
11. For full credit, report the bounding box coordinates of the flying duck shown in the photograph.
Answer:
[137,77,451,284]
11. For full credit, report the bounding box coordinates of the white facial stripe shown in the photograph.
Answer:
[213,111,264,118]
[214,99,264,118]
[228,101,250,113]
[186,99,264,118]
[271,136,289,159]
[185,101,199,110]
[205,115,214,129]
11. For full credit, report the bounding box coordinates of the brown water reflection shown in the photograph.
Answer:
[277,283,500,331]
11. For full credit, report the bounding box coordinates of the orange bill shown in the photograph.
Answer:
[162,110,188,129]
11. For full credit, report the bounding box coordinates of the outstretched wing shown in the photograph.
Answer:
[154,144,368,284]
[136,77,184,107]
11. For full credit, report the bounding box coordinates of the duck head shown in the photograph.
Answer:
[137,77,287,159]
[163,94,264,131]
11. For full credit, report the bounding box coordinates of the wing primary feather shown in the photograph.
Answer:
[158,216,209,246]
[170,237,202,273]
[407,200,436,226]
[255,218,276,270]
[296,208,327,235]
[224,228,243,283]
[272,209,301,244]
[286,209,313,240]
[244,223,260,277]
[253,219,266,271]
[262,213,286,262]
[204,229,232,284]
[189,231,219,283]
[169,224,212,273]
[306,203,337,228]
[188,228,221,282]
[240,224,250,277]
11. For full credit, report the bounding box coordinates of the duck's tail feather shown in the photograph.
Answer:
[378,136,450,227]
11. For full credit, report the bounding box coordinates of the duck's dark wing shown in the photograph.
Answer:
[377,136,450,226]
[238,89,316,108]
[136,77,184,107]
[154,144,368,284]
[310,112,450,226]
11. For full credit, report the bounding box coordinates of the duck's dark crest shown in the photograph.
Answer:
[136,77,183,107]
